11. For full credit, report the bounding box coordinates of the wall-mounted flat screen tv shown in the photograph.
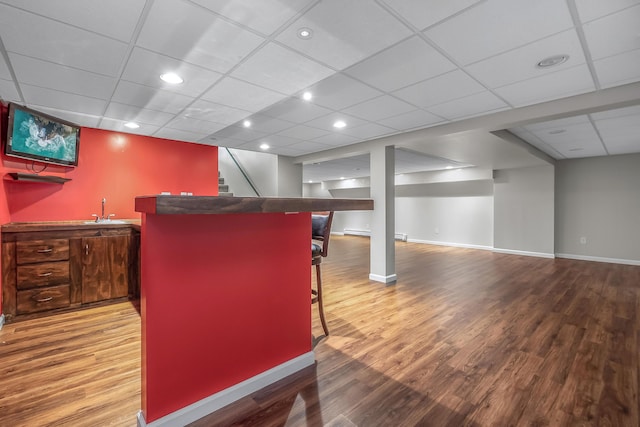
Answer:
[5,103,80,167]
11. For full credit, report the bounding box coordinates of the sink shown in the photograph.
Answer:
[83,220,128,225]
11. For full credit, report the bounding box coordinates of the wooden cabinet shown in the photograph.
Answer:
[81,235,129,304]
[2,223,139,322]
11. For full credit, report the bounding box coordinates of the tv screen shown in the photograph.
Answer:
[5,103,80,167]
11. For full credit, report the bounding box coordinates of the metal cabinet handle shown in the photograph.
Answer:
[37,248,53,253]
[34,296,53,303]
[38,272,53,277]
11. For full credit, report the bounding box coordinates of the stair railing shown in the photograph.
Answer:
[224,147,261,197]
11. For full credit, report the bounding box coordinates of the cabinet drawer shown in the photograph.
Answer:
[16,239,69,264]
[16,261,70,289]
[17,284,70,314]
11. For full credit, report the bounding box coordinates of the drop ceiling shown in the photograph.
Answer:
[1,0,639,181]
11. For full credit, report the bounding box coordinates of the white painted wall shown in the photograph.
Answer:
[555,153,640,263]
[493,165,555,256]
[396,180,494,248]
[219,148,301,197]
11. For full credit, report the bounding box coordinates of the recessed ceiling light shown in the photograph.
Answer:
[308,180,313,183]
[340,176,345,180]
[536,54,569,68]
[548,129,566,135]
[333,120,346,129]
[259,143,270,150]
[297,27,313,39]
[160,72,184,84]
[302,91,313,101]
[243,120,251,128]
[124,122,140,129]
[445,166,454,170]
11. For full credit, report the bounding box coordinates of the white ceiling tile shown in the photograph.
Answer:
[201,77,287,112]
[304,112,368,132]
[0,4,128,77]
[312,133,360,146]
[100,118,161,135]
[345,37,457,92]
[308,74,383,110]
[427,91,508,120]
[213,126,268,142]
[0,78,21,103]
[424,0,573,65]
[122,48,223,97]
[342,122,397,140]
[343,95,416,122]
[241,114,295,134]
[111,81,195,115]
[191,0,315,35]
[465,30,586,89]
[154,127,209,143]
[582,5,640,60]
[379,109,445,130]
[231,43,334,95]
[593,114,640,153]
[20,84,106,116]
[527,122,601,147]
[261,145,307,157]
[286,140,333,154]
[0,52,11,80]
[381,0,484,30]
[258,134,302,147]
[104,103,174,127]
[164,116,227,135]
[593,48,640,89]
[392,69,486,108]
[260,98,332,123]
[277,125,329,140]
[575,0,640,22]
[32,105,101,128]
[276,0,412,69]
[495,65,595,107]
[556,145,608,158]
[183,99,251,125]
[0,0,146,42]
[137,0,265,73]
[9,54,116,100]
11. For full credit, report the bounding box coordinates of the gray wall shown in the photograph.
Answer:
[555,153,640,262]
[276,156,302,197]
[493,165,555,256]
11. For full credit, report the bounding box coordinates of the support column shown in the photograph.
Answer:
[369,145,396,284]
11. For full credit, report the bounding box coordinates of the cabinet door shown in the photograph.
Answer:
[81,235,130,304]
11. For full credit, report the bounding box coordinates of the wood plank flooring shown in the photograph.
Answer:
[1,235,639,426]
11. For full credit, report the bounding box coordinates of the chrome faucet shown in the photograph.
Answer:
[91,198,115,222]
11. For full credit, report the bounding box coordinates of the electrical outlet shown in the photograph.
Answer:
[580,236,587,245]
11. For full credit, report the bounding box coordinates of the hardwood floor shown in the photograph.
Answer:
[1,236,639,426]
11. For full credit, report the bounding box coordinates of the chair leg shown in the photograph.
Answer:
[315,263,330,337]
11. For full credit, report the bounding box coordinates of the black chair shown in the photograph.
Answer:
[311,211,334,337]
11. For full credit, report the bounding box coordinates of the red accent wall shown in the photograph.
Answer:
[0,104,218,312]
[140,212,311,422]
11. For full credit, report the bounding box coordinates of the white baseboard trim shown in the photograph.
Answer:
[556,253,640,266]
[407,238,493,251]
[0,314,4,330]
[369,273,397,284]
[343,229,407,241]
[493,248,555,259]
[137,351,315,427]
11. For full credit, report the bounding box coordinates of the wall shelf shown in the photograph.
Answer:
[6,173,71,184]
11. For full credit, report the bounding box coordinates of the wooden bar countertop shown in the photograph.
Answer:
[135,195,373,215]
